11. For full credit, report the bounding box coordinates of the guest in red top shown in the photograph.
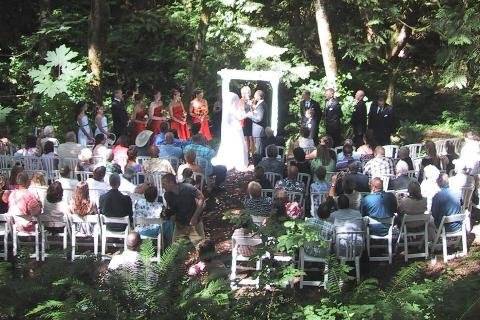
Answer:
[112,135,129,171]
[169,89,190,140]
[189,89,212,141]
[148,90,167,134]
[131,93,148,139]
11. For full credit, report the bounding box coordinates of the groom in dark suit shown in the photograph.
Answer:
[111,89,129,139]
[299,90,321,145]
[247,90,266,155]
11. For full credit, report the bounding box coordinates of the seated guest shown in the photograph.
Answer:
[360,177,397,236]
[397,146,414,171]
[77,148,94,172]
[459,132,480,175]
[188,239,228,280]
[143,145,175,175]
[328,194,362,225]
[43,181,69,232]
[356,130,376,161]
[336,139,360,162]
[304,203,335,257]
[134,185,173,240]
[125,146,142,173]
[112,135,129,171]
[275,165,305,193]
[159,132,183,159]
[153,122,170,146]
[363,146,395,178]
[184,134,227,189]
[305,136,336,161]
[420,165,441,211]
[261,127,282,157]
[107,163,140,194]
[336,144,357,171]
[108,232,142,270]
[87,166,109,204]
[290,147,310,174]
[253,166,272,189]
[449,159,475,201]
[40,125,59,150]
[162,173,205,246]
[28,172,48,204]
[15,135,39,157]
[309,144,336,175]
[56,166,78,198]
[99,173,133,231]
[244,181,272,217]
[92,133,109,162]
[397,181,427,229]
[296,127,315,149]
[390,160,415,190]
[58,131,83,160]
[330,175,362,210]
[344,162,370,192]
[69,181,98,235]
[419,140,449,181]
[135,130,154,157]
[7,165,24,190]
[258,144,284,176]
[431,174,462,232]
[6,172,42,232]
[445,141,459,174]
[310,166,331,193]
[177,150,202,183]
[41,141,57,158]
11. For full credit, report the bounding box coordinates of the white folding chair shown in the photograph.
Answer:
[431,213,467,263]
[60,158,79,178]
[261,188,274,199]
[434,140,447,156]
[377,175,394,191]
[132,172,145,185]
[75,171,93,182]
[134,217,163,262]
[297,173,311,194]
[136,156,151,166]
[366,216,396,264]
[68,214,100,260]
[461,186,475,232]
[404,144,423,159]
[0,214,10,260]
[299,240,332,289]
[396,213,430,262]
[406,170,417,179]
[383,145,399,158]
[0,155,13,169]
[0,168,10,180]
[159,156,180,172]
[145,172,164,195]
[37,215,68,261]
[286,191,304,207]
[41,156,59,181]
[251,215,266,226]
[22,156,42,170]
[264,172,281,187]
[192,172,206,192]
[310,192,328,218]
[230,235,264,288]
[12,215,40,260]
[335,231,364,284]
[100,215,131,256]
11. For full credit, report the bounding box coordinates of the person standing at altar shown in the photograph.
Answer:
[75,102,93,147]
[240,86,254,156]
[351,90,367,148]
[368,93,396,146]
[190,89,212,141]
[131,93,148,140]
[324,88,343,147]
[94,105,110,139]
[299,90,321,145]
[148,90,167,135]
[246,90,266,155]
[169,89,190,140]
[111,89,128,139]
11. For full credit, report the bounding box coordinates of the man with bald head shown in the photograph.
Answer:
[159,132,183,159]
[108,232,142,270]
[351,90,367,147]
[142,145,175,174]
[360,177,397,236]
[363,146,395,178]
[274,165,305,193]
[323,88,342,146]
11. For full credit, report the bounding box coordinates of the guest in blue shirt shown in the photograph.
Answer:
[159,132,183,159]
[360,177,397,236]
[431,173,462,232]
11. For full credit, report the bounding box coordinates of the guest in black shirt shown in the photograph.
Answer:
[291,147,310,174]
[99,173,133,231]
[253,166,272,189]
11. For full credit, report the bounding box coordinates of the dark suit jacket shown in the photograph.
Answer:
[99,189,133,231]
[389,175,414,191]
[111,98,129,137]
[351,100,367,136]
[324,98,342,130]
[300,99,321,135]
[368,104,396,145]
[248,101,266,138]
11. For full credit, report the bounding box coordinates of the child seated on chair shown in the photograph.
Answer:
[188,239,227,281]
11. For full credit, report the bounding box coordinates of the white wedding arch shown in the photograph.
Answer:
[217,69,283,135]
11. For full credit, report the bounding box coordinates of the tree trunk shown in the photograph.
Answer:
[314,0,338,87]
[388,24,411,61]
[184,1,210,104]
[88,0,109,105]
[39,0,51,56]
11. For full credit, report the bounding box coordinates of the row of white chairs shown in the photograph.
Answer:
[0,213,165,262]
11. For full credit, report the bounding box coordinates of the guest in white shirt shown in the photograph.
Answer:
[92,133,110,163]
[43,181,69,233]
[449,159,475,201]
[57,131,83,160]
[328,194,362,225]
[297,127,315,149]
[87,166,109,205]
[420,165,441,211]
[108,232,142,270]
[56,166,78,201]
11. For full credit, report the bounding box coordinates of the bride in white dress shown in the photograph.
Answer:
[212,92,249,171]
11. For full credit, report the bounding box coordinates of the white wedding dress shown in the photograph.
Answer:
[212,92,249,171]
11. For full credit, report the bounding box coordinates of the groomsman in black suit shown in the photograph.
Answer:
[368,93,396,146]
[299,90,321,145]
[324,88,343,147]
[111,89,129,139]
[351,90,367,147]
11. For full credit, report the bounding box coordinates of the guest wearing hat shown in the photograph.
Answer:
[135,130,154,157]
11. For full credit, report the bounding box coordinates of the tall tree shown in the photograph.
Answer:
[315,0,338,87]
[88,0,109,104]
